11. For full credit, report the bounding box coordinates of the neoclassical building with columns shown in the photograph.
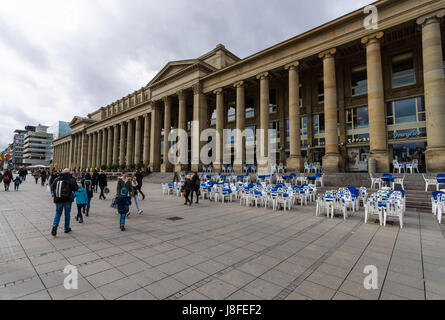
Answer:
[53,0,445,174]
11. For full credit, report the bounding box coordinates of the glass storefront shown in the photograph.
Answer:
[391,142,425,163]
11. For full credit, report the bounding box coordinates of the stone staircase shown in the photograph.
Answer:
[143,172,175,184]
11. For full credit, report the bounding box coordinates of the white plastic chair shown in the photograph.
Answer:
[393,160,403,174]
[370,173,383,190]
[424,174,439,192]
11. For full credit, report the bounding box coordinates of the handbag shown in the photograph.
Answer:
[110,197,118,209]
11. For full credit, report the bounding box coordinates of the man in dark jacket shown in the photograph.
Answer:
[51,168,78,236]
[82,173,94,216]
[183,175,193,206]
[116,172,133,196]
[98,170,108,200]
[134,169,145,200]
[92,171,99,193]
[191,172,201,204]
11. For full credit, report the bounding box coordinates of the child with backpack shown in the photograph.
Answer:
[82,173,94,217]
[114,187,132,231]
[73,184,88,224]
[13,176,21,191]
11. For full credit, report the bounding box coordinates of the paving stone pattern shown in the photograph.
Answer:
[1,179,445,300]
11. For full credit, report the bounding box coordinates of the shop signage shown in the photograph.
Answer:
[393,129,421,140]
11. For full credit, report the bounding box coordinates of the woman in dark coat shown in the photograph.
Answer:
[183,176,193,206]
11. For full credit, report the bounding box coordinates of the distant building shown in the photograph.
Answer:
[48,121,71,140]
[12,129,27,167]
[23,125,54,166]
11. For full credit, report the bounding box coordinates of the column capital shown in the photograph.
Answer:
[361,31,384,46]
[192,83,202,95]
[176,89,186,101]
[416,9,445,26]
[126,119,132,124]
[162,96,171,105]
[143,113,150,119]
[233,81,244,88]
[285,61,300,70]
[256,72,269,80]
[318,48,337,60]
[213,88,223,95]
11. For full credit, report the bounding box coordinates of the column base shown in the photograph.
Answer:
[286,156,304,173]
[191,164,202,173]
[322,153,343,173]
[174,164,188,173]
[370,151,390,173]
[213,163,222,173]
[426,147,445,173]
[161,163,173,173]
[150,163,160,173]
[233,162,244,175]
[257,160,270,175]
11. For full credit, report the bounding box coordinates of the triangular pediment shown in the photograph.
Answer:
[148,60,198,86]
[69,116,95,128]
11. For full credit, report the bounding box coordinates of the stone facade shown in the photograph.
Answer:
[53,0,445,173]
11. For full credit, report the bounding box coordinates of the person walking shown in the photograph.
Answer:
[2,169,13,191]
[135,169,145,200]
[82,173,94,217]
[50,168,78,236]
[116,172,133,197]
[41,169,47,186]
[92,170,99,193]
[49,170,59,196]
[73,184,88,224]
[115,187,132,231]
[191,172,201,204]
[33,170,40,184]
[98,170,108,200]
[131,176,143,215]
[183,175,193,206]
[13,175,21,191]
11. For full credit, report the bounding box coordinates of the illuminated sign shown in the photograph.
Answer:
[393,129,421,140]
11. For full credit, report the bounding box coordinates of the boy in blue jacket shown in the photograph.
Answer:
[73,184,88,224]
[115,187,132,231]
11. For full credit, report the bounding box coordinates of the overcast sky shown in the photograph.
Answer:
[0,0,372,150]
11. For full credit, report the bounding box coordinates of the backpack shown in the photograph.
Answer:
[84,179,93,193]
[4,175,10,183]
[54,178,72,201]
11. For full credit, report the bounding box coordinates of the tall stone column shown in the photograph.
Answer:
[134,117,142,166]
[80,131,88,169]
[92,132,97,169]
[285,61,304,172]
[417,10,445,172]
[96,130,102,169]
[126,120,134,167]
[234,81,245,173]
[107,127,113,166]
[319,48,342,172]
[119,123,126,167]
[87,134,93,169]
[101,128,107,167]
[143,115,151,167]
[192,84,207,172]
[362,32,389,173]
[73,134,79,169]
[150,103,162,172]
[257,72,270,171]
[162,97,172,172]
[214,88,224,172]
[175,90,187,172]
[113,125,119,166]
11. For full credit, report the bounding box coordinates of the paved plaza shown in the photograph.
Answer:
[1,179,445,300]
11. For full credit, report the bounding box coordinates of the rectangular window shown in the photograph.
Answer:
[299,84,303,107]
[317,77,324,103]
[246,96,255,119]
[269,89,277,113]
[386,97,425,125]
[228,105,236,122]
[301,116,308,136]
[211,108,217,126]
[392,51,415,88]
[313,114,325,135]
[351,64,368,96]
[347,106,369,130]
